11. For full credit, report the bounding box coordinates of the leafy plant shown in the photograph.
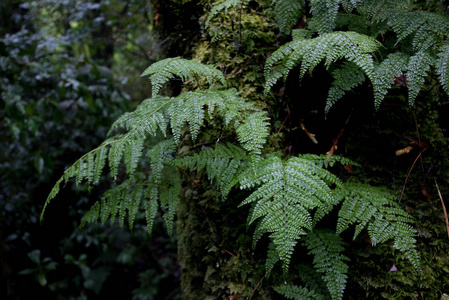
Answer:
[42,0,449,299]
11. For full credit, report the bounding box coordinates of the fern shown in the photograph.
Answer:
[175,143,249,199]
[235,111,270,163]
[146,139,177,183]
[406,51,434,106]
[436,44,449,95]
[373,52,408,109]
[239,154,343,272]
[309,0,341,35]
[326,61,366,113]
[264,31,381,102]
[80,176,144,231]
[303,229,349,300]
[274,284,321,300]
[272,0,305,36]
[141,57,226,97]
[337,183,420,272]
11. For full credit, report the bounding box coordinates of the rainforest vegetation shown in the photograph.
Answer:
[2,0,449,299]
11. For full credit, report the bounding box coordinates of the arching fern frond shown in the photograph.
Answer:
[274,284,321,300]
[272,0,305,36]
[406,51,434,106]
[309,0,341,35]
[264,31,381,101]
[303,229,349,300]
[236,111,270,163]
[326,61,366,113]
[146,139,177,183]
[373,52,408,109]
[80,175,145,231]
[176,143,250,199]
[239,154,343,272]
[141,57,226,97]
[436,44,449,96]
[337,183,420,273]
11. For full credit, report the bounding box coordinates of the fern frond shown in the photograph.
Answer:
[309,0,341,34]
[373,52,408,109]
[407,51,434,106]
[239,154,342,272]
[146,139,177,183]
[176,143,250,199]
[264,31,381,97]
[341,0,362,13]
[144,186,159,235]
[108,97,169,137]
[303,229,349,300]
[436,44,449,96]
[236,111,270,163]
[141,57,226,97]
[326,62,366,113]
[296,264,329,298]
[337,183,420,272]
[80,177,144,231]
[274,284,320,300]
[272,0,305,36]
[265,242,280,277]
[159,181,181,236]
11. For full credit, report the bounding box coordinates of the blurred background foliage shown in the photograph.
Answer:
[0,0,180,298]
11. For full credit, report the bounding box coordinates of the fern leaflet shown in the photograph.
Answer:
[264,31,381,104]
[272,0,305,36]
[337,183,420,272]
[303,229,349,300]
[239,154,343,272]
[326,61,366,113]
[406,51,434,106]
[274,284,321,300]
[373,52,408,109]
[436,44,449,96]
[176,143,250,199]
[141,57,226,97]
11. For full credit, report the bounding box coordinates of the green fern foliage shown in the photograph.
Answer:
[337,183,420,272]
[236,111,270,163]
[80,176,144,231]
[264,31,381,102]
[373,52,408,109]
[303,229,349,300]
[141,57,226,97]
[436,44,449,95]
[309,0,341,34]
[406,51,434,106]
[326,61,366,113]
[274,284,321,300]
[437,44,449,95]
[239,154,343,272]
[176,143,249,199]
[272,0,305,36]
[146,139,177,183]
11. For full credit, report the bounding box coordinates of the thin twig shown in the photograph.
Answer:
[200,205,236,256]
[249,273,266,300]
[399,150,425,201]
[435,179,449,239]
[272,103,290,147]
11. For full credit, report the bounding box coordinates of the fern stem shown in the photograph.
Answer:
[249,272,266,300]
[435,179,449,239]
